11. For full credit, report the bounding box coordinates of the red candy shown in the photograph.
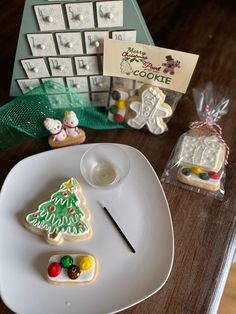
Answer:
[48,262,61,277]
[208,172,220,180]
[48,205,56,212]
[68,207,75,214]
[114,114,124,122]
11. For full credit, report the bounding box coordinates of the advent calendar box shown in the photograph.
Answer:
[10,0,154,108]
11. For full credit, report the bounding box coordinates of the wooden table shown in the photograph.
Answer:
[1,0,236,313]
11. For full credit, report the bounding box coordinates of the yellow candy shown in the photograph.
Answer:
[78,256,93,271]
[192,167,202,175]
[116,100,126,109]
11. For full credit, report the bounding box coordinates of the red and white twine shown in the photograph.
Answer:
[189,105,229,165]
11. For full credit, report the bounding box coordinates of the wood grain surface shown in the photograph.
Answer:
[218,263,236,314]
[0,0,236,313]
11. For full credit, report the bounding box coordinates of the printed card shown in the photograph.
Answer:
[103,38,199,93]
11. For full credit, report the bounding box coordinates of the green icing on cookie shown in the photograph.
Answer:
[26,178,89,237]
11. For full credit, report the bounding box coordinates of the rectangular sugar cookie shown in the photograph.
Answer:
[47,253,97,285]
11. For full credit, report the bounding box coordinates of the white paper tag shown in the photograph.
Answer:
[103,38,199,93]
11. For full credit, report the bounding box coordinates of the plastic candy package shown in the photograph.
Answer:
[108,80,183,134]
[161,82,230,199]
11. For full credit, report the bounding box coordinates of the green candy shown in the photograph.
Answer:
[60,255,73,268]
[109,105,119,114]
[199,173,210,181]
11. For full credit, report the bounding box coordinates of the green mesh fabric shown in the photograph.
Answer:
[0,81,126,149]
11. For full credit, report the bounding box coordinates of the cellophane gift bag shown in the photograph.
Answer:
[161,82,230,199]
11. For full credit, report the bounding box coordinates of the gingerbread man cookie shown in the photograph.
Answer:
[126,84,172,134]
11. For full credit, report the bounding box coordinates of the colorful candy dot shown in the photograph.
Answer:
[48,262,61,277]
[109,105,118,114]
[111,90,121,100]
[181,168,191,176]
[68,265,80,280]
[208,172,220,180]
[60,255,73,268]
[77,256,93,271]
[68,207,75,214]
[48,205,56,212]
[77,221,83,227]
[114,113,124,122]
[116,100,126,109]
[199,173,210,180]
[62,192,68,196]
[192,167,203,175]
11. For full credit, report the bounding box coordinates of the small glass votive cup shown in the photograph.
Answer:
[80,143,130,189]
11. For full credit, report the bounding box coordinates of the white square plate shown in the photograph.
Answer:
[0,144,174,314]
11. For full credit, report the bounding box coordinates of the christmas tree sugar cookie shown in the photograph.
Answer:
[24,178,91,245]
[47,252,98,285]
[126,84,172,134]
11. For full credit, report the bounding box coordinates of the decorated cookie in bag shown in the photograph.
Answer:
[176,127,227,191]
[161,82,230,198]
[126,84,172,134]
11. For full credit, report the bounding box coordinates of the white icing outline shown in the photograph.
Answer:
[127,85,172,134]
[177,134,225,171]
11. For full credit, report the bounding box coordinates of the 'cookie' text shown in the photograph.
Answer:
[133,70,172,85]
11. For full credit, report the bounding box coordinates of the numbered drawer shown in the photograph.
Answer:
[84,31,109,54]
[89,76,111,92]
[66,77,89,93]
[27,33,56,57]
[56,32,83,55]
[41,77,65,94]
[112,30,137,42]
[34,5,65,31]
[96,1,123,28]
[99,55,104,68]
[112,77,135,90]
[70,93,91,107]
[74,56,99,76]
[80,93,91,102]
[17,79,41,94]
[65,2,95,29]
[48,94,71,109]
[48,58,74,77]
[91,92,109,107]
[21,58,50,78]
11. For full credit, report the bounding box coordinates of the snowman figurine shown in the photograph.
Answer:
[63,111,81,137]
[44,117,67,142]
